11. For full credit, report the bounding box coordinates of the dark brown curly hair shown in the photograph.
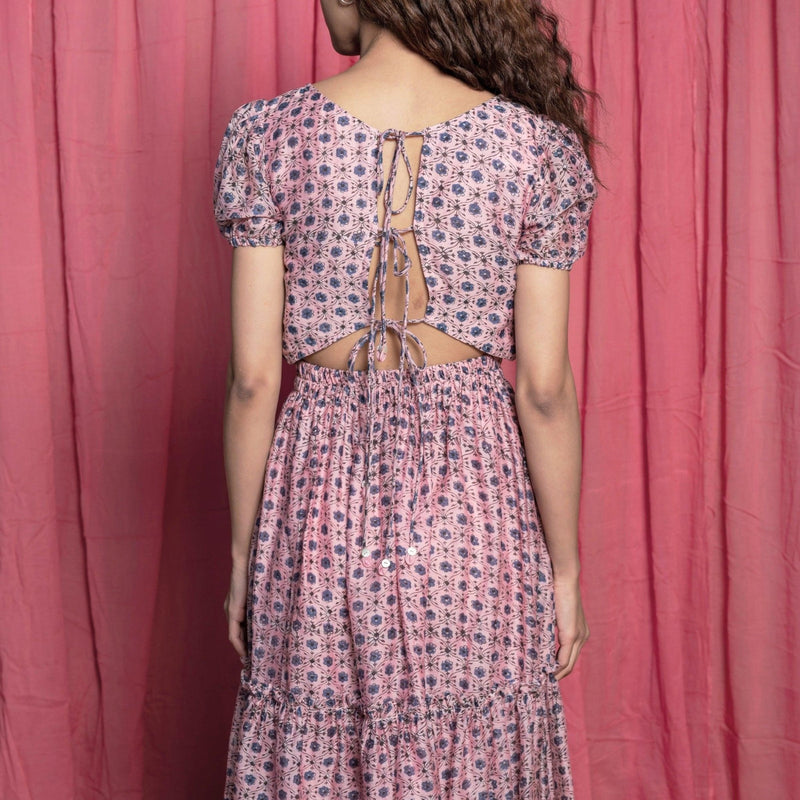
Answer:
[353,0,604,184]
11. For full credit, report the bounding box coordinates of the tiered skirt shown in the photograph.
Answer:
[224,353,574,799]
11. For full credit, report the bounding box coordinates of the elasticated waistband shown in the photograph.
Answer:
[293,353,504,389]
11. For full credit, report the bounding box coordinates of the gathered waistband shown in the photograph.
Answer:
[289,352,510,574]
[294,352,505,389]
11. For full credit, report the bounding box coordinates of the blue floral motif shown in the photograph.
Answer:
[213,83,597,363]
[212,82,598,800]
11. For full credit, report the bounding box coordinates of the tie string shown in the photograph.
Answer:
[348,128,430,574]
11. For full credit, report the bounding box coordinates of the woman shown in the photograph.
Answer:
[213,0,600,796]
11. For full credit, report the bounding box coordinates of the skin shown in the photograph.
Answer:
[224,0,590,682]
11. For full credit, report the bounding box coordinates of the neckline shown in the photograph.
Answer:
[304,82,502,136]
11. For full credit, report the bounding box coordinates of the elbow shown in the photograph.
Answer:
[515,374,573,416]
[228,371,281,402]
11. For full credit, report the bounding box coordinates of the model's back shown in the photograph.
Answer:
[301,73,506,371]
[214,75,597,372]
[216,5,599,799]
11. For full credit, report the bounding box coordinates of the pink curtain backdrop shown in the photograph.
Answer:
[1,0,797,797]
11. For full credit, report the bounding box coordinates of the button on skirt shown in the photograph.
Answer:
[224,353,574,799]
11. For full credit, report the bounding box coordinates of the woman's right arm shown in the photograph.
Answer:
[224,244,285,568]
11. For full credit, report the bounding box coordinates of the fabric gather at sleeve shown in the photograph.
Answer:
[515,117,598,270]
[212,100,285,248]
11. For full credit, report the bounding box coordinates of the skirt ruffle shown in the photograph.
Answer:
[226,668,572,798]
[223,355,575,799]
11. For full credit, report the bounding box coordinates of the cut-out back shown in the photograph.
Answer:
[212,83,598,573]
[213,82,601,800]
[301,129,488,373]
[212,84,599,366]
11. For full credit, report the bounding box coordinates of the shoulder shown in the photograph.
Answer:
[222,84,309,137]
[483,97,588,171]
[504,103,595,197]
[498,100,585,158]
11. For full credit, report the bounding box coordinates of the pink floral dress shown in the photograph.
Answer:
[213,80,597,799]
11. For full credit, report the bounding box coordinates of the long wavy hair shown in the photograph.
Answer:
[353,0,605,183]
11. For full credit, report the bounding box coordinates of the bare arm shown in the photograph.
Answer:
[513,263,589,679]
[513,265,581,580]
[224,244,285,568]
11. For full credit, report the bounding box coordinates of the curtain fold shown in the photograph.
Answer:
[0,1,796,797]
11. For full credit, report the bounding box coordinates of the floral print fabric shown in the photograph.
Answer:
[224,355,574,799]
[213,82,598,364]
[213,81,596,800]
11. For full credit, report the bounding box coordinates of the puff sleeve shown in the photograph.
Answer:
[212,101,285,247]
[515,118,598,269]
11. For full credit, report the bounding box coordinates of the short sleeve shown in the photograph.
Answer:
[212,101,285,247]
[515,119,598,270]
